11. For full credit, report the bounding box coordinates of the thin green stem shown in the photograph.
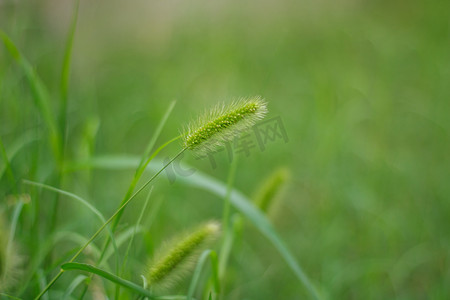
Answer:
[99,136,181,264]
[111,135,181,233]
[221,155,238,234]
[78,135,181,299]
[116,187,152,298]
[216,155,238,297]
[34,148,187,300]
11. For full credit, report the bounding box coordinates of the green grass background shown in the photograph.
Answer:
[1,0,449,299]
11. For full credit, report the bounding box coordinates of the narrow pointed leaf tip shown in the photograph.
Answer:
[182,97,268,154]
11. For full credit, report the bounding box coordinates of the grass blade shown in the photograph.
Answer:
[89,101,178,298]
[16,231,102,297]
[139,101,177,171]
[116,192,150,300]
[23,180,121,276]
[62,275,87,300]
[102,225,145,264]
[111,99,177,232]
[61,262,154,299]
[0,131,39,181]
[187,250,215,300]
[209,251,220,294]
[7,199,24,257]
[0,31,60,161]
[23,180,106,223]
[67,155,321,299]
[36,269,49,300]
[121,188,152,272]
[60,0,80,138]
[0,136,17,192]
[184,249,220,300]
[176,164,321,300]
[218,216,239,280]
[34,150,185,299]
[0,293,23,300]
[53,231,102,261]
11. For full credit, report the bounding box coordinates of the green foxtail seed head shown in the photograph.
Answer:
[182,97,268,154]
[146,221,220,290]
[254,167,290,214]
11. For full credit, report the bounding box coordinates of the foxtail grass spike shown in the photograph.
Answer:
[182,97,268,154]
[146,221,221,290]
[254,167,290,213]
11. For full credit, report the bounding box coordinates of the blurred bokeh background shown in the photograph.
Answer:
[1,0,449,299]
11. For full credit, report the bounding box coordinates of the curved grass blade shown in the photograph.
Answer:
[16,230,102,296]
[139,101,177,170]
[60,0,80,140]
[112,101,177,231]
[23,180,106,223]
[218,155,238,284]
[65,154,139,171]
[175,163,321,300]
[0,31,60,161]
[56,1,80,236]
[102,225,144,264]
[67,155,321,299]
[53,231,102,262]
[209,251,220,294]
[0,293,23,300]
[61,263,154,299]
[218,216,240,280]
[78,102,179,299]
[187,250,219,300]
[22,180,121,274]
[62,275,87,300]
[34,150,186,299]
[186,249,219,300]
[121,188,151,273]
[0,136,17,192]
[0,131,39,181]
[36,269,49,300]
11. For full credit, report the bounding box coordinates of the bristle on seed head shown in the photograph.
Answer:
[145,221,221,290]
[182,96,268,155]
